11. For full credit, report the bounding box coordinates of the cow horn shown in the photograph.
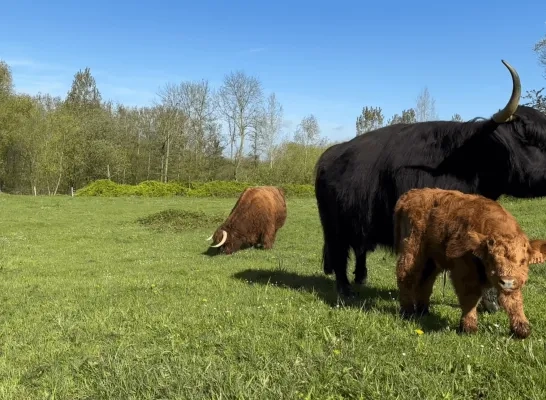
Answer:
[491,60,521,123]
[211,230,227,248]
[205,234,213,241]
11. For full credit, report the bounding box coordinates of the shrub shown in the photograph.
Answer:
[279,184,315,197]
[76,179,316,198]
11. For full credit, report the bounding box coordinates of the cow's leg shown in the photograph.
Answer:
[262,226,277,249]
[323,240,352,297]
[478,286,500,313]
[450,263,481,334]
[353,249,368,286]
[414,258,441,316]
[396,236,425,318]
[498,289,530,339]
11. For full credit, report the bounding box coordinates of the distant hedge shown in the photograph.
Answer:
[75,179,315,198]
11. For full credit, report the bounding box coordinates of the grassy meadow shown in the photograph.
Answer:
[1,193,546,399]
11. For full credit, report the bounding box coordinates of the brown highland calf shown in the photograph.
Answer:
[206,186,287,255]
[481,239,546,312]
[393,188,542,339]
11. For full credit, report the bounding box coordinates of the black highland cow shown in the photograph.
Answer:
[315,60,546,306]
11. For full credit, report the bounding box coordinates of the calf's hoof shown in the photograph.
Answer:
[458,320,478,335]
[415,304,430,317]
[510,322,531,339]
[399,306,416,320]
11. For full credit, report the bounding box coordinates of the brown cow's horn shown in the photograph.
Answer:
[206,234,213,241]
[491,60,521,123]
[211,230,227,247]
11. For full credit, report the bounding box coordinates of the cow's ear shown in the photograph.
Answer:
[446,230,488,259]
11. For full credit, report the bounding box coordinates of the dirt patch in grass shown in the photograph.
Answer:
[137,209,225,232]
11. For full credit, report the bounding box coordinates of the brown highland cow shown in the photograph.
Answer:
[206,186,287,255]
[393,187,542,339]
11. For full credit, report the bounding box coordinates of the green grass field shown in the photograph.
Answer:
[1,194,546,399]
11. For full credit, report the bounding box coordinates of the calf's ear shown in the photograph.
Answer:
[528,246,545,265]
[446,230,488,259]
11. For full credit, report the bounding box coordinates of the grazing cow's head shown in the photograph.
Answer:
[205,228,245,255]
[445,231,537,293]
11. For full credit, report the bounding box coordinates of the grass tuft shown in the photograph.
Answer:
[137,208,225,232]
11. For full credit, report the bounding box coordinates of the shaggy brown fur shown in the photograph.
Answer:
[393,188,539,339]
[480,238,546,312]
[206,186,287,255]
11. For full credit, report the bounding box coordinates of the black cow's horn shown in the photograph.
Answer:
[211,230,228,247]
[491,60,521,123]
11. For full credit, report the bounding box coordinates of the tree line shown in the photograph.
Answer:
[0,32,545,195]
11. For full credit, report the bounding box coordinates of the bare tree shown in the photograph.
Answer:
[534,33,546,78]
[294,114,321,170]
[155,83,187,182]
[451,113,464,122]
[415,87,438,122]
[216,70,264,180]
[523,88,546,114]
[175,80,219,179]
[260,93,284,168]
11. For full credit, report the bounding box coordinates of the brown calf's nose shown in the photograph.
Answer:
[498,277,516,291]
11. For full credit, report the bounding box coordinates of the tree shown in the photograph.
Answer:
[415,87,438,122]
[388,108,417,125]
[65,67,102,110]
[534,33,546,78]
[451,113,463,122]
[356,106,384,135]
[155,83,189,182]
[294,114,322,172]
[0,60,13,96]
[523,88,546,114]
[260,93,283,168]
[217,70,264,180]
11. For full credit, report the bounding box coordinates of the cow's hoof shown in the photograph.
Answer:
[336,283,356,298]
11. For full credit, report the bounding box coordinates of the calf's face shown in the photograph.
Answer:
[484,236,530,293]
[446,231,532,293]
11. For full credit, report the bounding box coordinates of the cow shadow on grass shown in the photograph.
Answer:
[232,268,453,333]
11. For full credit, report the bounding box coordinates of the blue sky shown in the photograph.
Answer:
[1,0,545,143]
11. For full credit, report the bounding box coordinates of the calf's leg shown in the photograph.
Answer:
[498,289,530,339]
[396,236,425,317]
[414,258,441,315]
[450,263,482,334]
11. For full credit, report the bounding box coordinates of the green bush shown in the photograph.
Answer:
[279,183,315,197]
[76,179,187,197]
[186,181,255,197]
[76,179,316,198]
